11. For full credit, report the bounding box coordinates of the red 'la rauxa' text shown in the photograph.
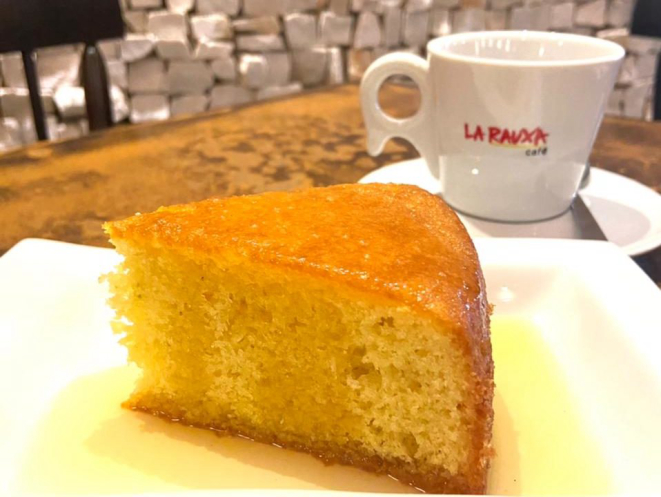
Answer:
[464,123,549,147]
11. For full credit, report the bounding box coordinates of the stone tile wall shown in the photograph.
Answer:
[0,0,658,152]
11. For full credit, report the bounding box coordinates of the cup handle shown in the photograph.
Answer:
[360,53,438,178]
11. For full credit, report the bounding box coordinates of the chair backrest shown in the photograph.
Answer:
[0,0,125,139]
[630,0,661,120]
[0,0,124,53]
[631,0,661,39]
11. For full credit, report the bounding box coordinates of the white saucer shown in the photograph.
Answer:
[359,158,661,257]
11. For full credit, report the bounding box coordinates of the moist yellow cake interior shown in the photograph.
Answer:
[107,240,479,481]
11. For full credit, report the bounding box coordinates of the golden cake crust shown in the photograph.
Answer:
[105,183,494,493]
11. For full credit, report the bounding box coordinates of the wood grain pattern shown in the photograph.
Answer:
[1,84,660,284]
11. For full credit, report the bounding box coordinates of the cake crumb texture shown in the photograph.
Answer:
[104,183,493,494]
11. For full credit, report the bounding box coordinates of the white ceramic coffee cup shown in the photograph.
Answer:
[360,31,624,222]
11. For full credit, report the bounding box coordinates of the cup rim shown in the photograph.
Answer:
[427,30,626,67]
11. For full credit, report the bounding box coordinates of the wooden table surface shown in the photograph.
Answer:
[1,84,660,284]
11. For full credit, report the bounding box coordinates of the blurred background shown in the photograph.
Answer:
[0,0,658,153]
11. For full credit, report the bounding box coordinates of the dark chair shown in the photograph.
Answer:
[631,0,661,120]
[0,0,125,140]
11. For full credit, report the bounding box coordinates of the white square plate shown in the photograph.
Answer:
[1,238,660,496]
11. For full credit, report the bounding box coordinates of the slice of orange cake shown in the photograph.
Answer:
[103,183,494,494]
